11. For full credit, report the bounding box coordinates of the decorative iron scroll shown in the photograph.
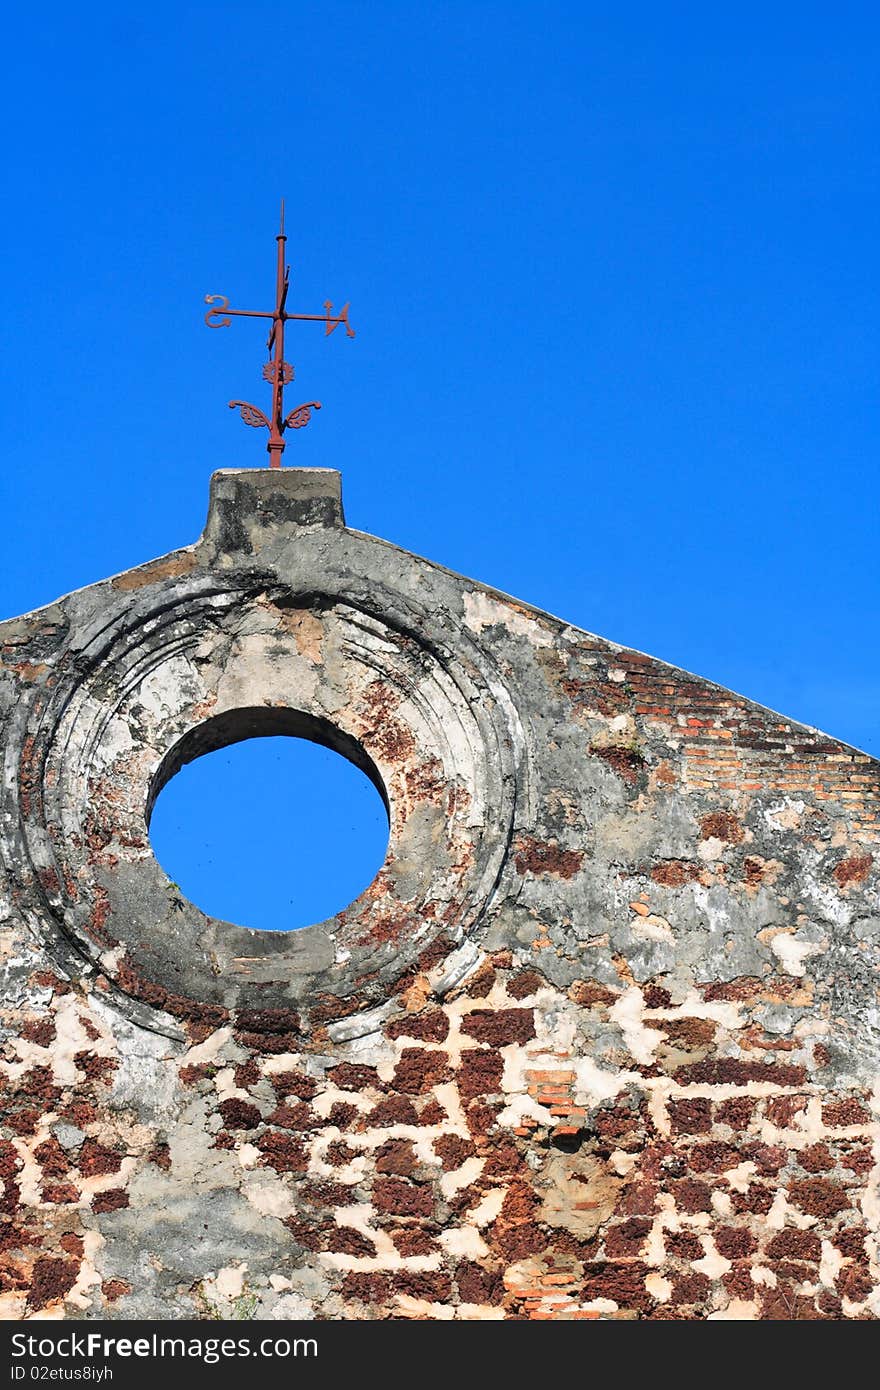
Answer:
[229,401,271,429]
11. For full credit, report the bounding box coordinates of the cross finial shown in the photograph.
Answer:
[204,203,355,467]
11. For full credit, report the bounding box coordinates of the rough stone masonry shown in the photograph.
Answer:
[0,467,878,1321]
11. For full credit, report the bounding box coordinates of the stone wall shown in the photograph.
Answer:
[0,469,877,1320]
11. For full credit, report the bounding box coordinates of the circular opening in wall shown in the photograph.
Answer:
[147,710,390,932]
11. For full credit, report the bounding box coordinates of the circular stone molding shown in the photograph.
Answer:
[6,576,527,1034]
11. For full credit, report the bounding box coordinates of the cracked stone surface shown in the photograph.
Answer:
[0,467,878,1321]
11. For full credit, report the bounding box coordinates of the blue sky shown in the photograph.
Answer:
[2,5,877,929]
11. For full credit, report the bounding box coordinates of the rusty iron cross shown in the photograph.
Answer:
[205,202,354,467]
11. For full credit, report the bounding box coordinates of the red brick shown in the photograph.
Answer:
[700,812,743,843]
[665,1230,703,1262]
[669,1179,712,1214]
[688,1142,741,1173]
[218,1098,261,1130]
[458,1050,503,1099]
[256,1132,308,1173]
[715,1097,756,1129]
[375,1139,417,1176]
[787,1178,849,1218]
[603,1218,651,1258]
[766,1229,821,1262]
[78,1141,121,1178]
[670,1271,711,1305]
[715,1227,757,1260]
[508,970,546,1001]
[92,1189,129,1214]
[822,1098,871,1127]
[386,1011,449,1044]
[799,1143,834,1173]
[27,1258,78,1311]
[581,1261,653,1313]
[668,1098,712,1135]
[392,1048,451,1095]
[433,1134,475,1171]
[675,1059,806,1086]
[372,1178,433,1218]
[456,1260,504,1305]
[460,1008,535,1047]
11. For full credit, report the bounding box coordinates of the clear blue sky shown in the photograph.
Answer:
[2,5,877,929]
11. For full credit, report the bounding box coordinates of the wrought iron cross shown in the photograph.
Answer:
[205,202,354,467]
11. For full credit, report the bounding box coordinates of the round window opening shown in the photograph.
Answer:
[148,711,390,932]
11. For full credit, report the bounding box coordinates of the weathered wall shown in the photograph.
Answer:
[0,468,878,1320]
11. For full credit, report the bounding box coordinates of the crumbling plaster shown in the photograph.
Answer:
[0,468,877,1320]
